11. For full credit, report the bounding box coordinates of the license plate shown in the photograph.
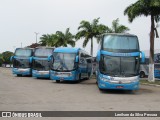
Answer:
[60,77,64,80]
[116,86,124,89]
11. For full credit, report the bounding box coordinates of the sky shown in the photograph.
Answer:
[0,0,160,56]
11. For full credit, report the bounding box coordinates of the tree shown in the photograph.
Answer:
[39,28,75,47]
[27,43,40,48]
[124,0,160,82]
[76,18,108,56]
[39,34,55,47]
[54,28,75,47]
[108,18,130,33]
[0,54,4,67]
[2,51,14,67]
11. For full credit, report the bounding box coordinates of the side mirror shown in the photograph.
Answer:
[48,55,53,62]
[10,56,14,62]
[140,51,145,63]
[75,56,79,63]
[29,57,33,63]
[96,51,100,62]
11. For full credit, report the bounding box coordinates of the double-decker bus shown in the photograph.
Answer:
[96,33,145,90]
[32,47,54,78]
[49,47,92,83]
[11,48,33,76]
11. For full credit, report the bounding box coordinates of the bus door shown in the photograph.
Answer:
[86,58,93,75]
[79,53,88,77]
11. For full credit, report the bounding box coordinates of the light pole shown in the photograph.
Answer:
[34,32,39,43]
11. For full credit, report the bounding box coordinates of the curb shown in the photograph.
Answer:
[141,83,160,87]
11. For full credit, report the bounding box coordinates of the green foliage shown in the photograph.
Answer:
[39,28,75,47]
[39,34,55,46]
[124,0,160,22]
[75,18,108,55]
[55,28,75,47]
[2,51,14,64]
[27,43,40,48]
[108,18,130,33]
[0,54,4,67]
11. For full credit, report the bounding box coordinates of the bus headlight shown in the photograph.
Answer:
[99,76,110,82]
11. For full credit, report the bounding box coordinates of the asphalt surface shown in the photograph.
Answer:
[0,67,160,120]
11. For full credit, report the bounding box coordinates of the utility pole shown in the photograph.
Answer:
[21,42,22,48]
[34,32,39,43]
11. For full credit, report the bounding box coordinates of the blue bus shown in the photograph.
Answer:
[11,48,33,76]
[96,33,145,90]
[49,47,92,83]
[140,53,160,78]
[32,47,54,78]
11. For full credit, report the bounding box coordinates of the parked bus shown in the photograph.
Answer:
[11,48,33,76]
[140,53,160,78]
[49,47,92,83]
[32,47,54,78]
[96,33,145,90]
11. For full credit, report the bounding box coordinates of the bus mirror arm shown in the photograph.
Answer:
[29,57,33,63]
[97,51,100,62]
[48,55,53,62]
[10,56,14,62]
[75,56,79,63]
[140,51,145,63]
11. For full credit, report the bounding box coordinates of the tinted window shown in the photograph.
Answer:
[15,49,32,57]
[103,35,139,52]
[34,48,53,57]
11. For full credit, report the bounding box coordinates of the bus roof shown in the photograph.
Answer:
[54,47,81,53]
[35,47,54,49]
[102,33,137,37]
[16,48,34,50]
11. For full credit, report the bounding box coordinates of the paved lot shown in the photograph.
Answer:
[0,67,160,119]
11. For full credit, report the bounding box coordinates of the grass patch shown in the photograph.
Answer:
[140,80,160,85]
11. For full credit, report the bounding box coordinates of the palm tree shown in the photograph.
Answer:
[55,28,75,47]
[39,28,75,47]
[76,18,108,56]
[124,0,160,82]
[108,18,130,33]
[39,34,58,47]
[39,34,53,46]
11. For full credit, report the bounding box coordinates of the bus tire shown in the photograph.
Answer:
[17,74,22,77]
[87,73,91,80]
[79,74,81,80]
[140,71,145,78]
[56,80,60,83]
[98,87,104,91]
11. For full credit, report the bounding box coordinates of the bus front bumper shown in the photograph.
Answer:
[98,75,139,90]
[32,70,50,78]
[12,68,31,76]
[50,71,78,81]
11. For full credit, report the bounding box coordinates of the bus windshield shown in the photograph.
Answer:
[34,48,53,57]
[13,58,30,68]
[102,35,139,52]
[33,59,50,71]
[100,55,140,77]
[15,49,32,57]
[52,53,76,71]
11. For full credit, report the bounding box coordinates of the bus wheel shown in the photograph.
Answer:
[17,74,22,77]
[140,71,145,78]
[79,74,81,80]
[87,73,91,80]
[56,80,60,83]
